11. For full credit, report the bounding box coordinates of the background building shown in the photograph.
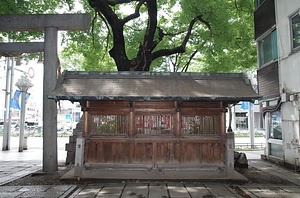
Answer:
[255,0,300,166]
[231,102,262,132]
[0,58,81,134]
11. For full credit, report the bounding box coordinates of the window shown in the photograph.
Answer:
[235,112,248,130]
[269,143,283,158]
[269,111,282,140]
[181,115,220,135]
[255,0,265,9]
[89,115,128,135]
[291,12,300,49]
[135,114,173,135]
[73,112,81,122]
[258,30,278,66]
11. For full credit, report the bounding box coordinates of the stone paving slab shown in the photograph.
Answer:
[167,182,190,198]
[185,185,212,198]
[205,184,241,197]
[69,182,245,197]
[75,184,103,198]
[249,160,300,185]
[239,185,300,198]
[1,180,300,198]
[121,183,148,198]
[0,161,41,186]
[149,182,168,198]
[0,185,76,198]
[2,183,300,198]
[69,182,300,198]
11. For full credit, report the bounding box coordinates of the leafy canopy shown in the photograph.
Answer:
[0,0,256,72]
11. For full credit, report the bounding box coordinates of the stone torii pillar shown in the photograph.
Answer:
[0,14,90,172]
[0,42,44,151]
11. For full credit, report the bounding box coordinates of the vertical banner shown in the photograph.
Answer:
[9,90,31,110]
[9,90,22,110]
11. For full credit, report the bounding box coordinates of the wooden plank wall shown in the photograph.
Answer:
[84,100,226,167]
[85,138,224,165]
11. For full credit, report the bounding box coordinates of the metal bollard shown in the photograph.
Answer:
[23,137,28,150]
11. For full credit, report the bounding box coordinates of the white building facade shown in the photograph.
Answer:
[255,0,300,166]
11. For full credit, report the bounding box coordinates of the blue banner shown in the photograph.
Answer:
[10,90,22,110]
[241,101,253,110]
[9,90,31,110]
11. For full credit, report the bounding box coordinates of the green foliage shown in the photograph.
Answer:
[179,0,256,72]
[234,131,265,137]
[60,0,117,71]
[1,0,256,72]
[0,0,75,61]
[0,0,73,40]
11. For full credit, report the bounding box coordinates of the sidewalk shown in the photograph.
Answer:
[1,140,300,197]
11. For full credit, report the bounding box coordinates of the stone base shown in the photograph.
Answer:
[61,164,247,182]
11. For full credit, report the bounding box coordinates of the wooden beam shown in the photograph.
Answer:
[0,14,90,32]
[0,42,44,56]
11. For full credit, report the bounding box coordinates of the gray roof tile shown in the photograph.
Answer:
[49,71,260,102]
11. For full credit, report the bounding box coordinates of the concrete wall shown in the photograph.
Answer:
[275,0,300,164]
[276,0,300,92]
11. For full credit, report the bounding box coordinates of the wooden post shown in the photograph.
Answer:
[83,101,90,136]
[174,101,181,138]
[129,110,134,138]
[174,101,181,163]
[152,142,157,170]
[129,108,134,163]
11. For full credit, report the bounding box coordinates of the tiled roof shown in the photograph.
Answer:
[49,71,260,102]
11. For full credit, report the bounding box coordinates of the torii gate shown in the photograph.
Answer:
[0,14,90,172]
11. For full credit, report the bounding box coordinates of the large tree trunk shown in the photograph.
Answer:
[89,0,208,71]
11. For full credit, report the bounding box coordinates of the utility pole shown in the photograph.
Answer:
[2,57,11,151]
[248,102,255,149]
[7,57,14,149]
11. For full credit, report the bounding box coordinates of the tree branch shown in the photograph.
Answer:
[152,15,210,60]
[89,0,119,25]
[97,11,112,61]
[89,0,131,70]
[133,0,157,71]
[106,0,139,6]
[181,49,198,72]
[169,53,179,72]
[197,15,211,31]
[121,0,146,24]
[143,0,157,51]
[152,16,197,60]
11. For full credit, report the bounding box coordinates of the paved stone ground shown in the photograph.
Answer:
[70,182,241,198]
[238,184,300,198]
[69,181,300,197]
[0,185,77,198]
[1,148,300,197]
[1,182,300,197]
[0,161,41,186]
